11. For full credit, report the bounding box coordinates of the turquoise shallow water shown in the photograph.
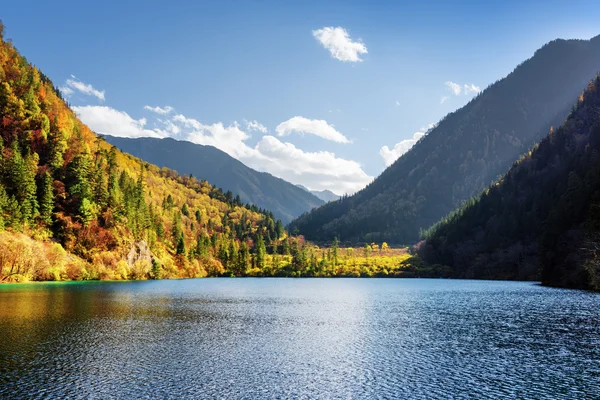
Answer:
[0,278,599,399]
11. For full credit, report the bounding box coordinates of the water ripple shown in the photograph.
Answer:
[0,279,599,399]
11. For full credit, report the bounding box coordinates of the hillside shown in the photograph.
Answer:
[289,35,600,244]
[420,76,600,291]
[0,23,285,281]
[104,136,324,224]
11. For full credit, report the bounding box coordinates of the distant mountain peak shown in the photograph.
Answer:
[295,184,341,203]
[289,34,600,244]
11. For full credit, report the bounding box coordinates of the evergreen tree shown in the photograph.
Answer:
[5,140,38,224]
[175,234,186,255]
[37,171,54,226]
[255,235,266,269]
[66,146,94,222]
[332,236,339,266]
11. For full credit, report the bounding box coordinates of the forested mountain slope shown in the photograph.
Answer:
[0,22,284,281]
[104,136,324,224]
[289,35,600,244]
[421,76,600,291]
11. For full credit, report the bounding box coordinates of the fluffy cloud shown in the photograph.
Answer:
[60,76,105,101]
[444,81,463,96]
[144,105,173,114]
[245,119,268,133]
[251,136,371,194]
[275,116,350,143]
[312,26,367,62]
[440,96,450,104]
[72,106,165,138]
[75,106,370,194]
[184,122,252,158]
[173,114,203,130]
[379,124,435,166]
[444,81,482,98]
[463,83,481,95]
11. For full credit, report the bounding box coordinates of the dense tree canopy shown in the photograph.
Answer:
[289,35,600,245]
[421,76,600,291]
[104,135,324,224]
[0,23,285,281]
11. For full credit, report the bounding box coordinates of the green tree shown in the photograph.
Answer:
[37,171,54,226]
[5,140,38,224]
[332,236,339,266]
[176,234,186,255]
[66,147,94,222]
[255,235,266,269]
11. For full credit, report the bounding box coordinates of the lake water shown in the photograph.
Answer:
[0,279,598,399]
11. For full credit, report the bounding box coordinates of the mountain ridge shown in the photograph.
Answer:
[0,23,286,281]
[420,75,600,291]
[289,34,600,244]
[103,135,324,224]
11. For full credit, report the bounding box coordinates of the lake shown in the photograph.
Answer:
[0,279,598,399]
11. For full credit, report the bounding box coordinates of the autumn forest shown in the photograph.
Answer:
[1,18,600,291]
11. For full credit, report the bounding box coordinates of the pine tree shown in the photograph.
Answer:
[255,235,266,269]
[332,236,339,266]
[237,241,250,275]
[37,171,54,226]
[5,140,38,224]
[176,234,186,255]
[66,146,94,222]
[0,185,8,229]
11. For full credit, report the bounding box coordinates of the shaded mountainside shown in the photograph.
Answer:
[421,76,600,291]
[0,23,286,281]
[104,136,324,224]
[290,35,600,244]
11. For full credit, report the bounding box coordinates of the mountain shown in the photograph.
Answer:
[289,35,600,244]
[311,189,340,203]
[296,184,340,203]
[0,22,285,281]
[103,136,324,224]
[420,75,600,291]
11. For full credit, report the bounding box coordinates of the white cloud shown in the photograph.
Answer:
[60,86,74,97]
[245,119,268,133]
[252,136,372,194]
[445,81,462,96]
[73,106,165,138]
[440,96,449,104]
[73,102,371,194]
[144,105,173,115]
[444,81,481,98]
[312,26,368,62]
[172,116,368,193]
[379,124,435,166]
[463,83,481,95]
[60,77,105,101]
[275,116,350,143]
[173,114,203,130]
[395,100,401,107]
[184,121,251,158]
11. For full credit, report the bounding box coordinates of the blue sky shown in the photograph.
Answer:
[2,0,599,194]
